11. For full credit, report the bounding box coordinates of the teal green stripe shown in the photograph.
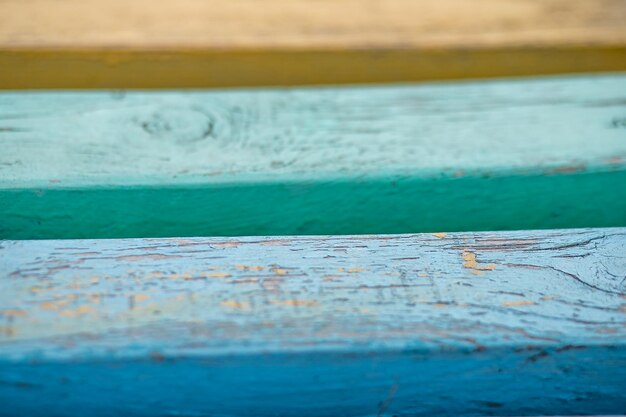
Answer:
[2,169,625,239]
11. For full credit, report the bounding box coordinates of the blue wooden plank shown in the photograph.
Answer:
[1,74,626,239]
[1,228,625,416]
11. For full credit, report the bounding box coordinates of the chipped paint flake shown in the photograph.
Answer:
[2,309,28,318]
[133,294,150,303]
[60,305,96,317]
[221,300,251,310]
[462,251,496,271]
[212,242,239,249]
[272,299,319,307]
[260,240,289,246]
[234,264,264,271]
[206,272,231,278]
[501,300,535,307]
[169,273,193,280]
[116,254,181,262]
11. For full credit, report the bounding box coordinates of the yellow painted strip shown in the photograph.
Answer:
[1,45,625,89]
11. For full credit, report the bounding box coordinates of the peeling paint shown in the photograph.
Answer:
[272,299,319,307]
[462,251,496,271]
[60,305,96,317]
[206,272,231,278]
[502,300,535,307]
[221,300,251,310]
[1,309,27,317]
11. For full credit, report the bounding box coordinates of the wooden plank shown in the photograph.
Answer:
[1,228,625,416]
[0,0,624,88]
[1,74,626,239]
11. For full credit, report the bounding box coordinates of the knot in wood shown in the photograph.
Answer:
[139,108,214,144]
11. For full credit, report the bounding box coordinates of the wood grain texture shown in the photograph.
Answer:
[0,0,625,88]
[1,74,626,239]
[1,228,625,416]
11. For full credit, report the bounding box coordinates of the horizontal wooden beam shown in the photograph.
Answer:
[2,46,625,90]
[1,228,625,415]
[0,0,625,88]
[1,74,625,239]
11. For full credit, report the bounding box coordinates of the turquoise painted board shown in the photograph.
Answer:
[1,74,625,239]
[0,228,625,416]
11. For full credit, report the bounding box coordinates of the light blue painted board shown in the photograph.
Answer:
[0,74,626,238]
[1,74,625,187]
[1,228,625,416]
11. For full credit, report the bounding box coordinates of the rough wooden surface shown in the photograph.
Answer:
[0,228,625,416]
[3,0,625,48]
[0,0,625,88]
[2,75,626,188]
[1,74,625,239]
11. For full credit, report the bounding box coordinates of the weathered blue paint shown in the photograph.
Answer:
[1,74,626,238]
[1,228,625,416]
[1,347,624,417]
[3,74,625,189]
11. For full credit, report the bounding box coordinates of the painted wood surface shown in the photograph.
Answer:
[0,228,625,416]
[1,74,625,239]
[0,0,625,88]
